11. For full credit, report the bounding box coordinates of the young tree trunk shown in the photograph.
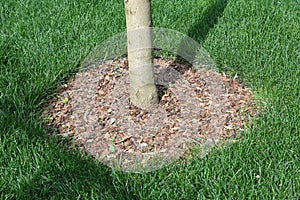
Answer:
[124,0,158,109]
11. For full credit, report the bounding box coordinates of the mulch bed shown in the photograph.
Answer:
[42,58,258,172]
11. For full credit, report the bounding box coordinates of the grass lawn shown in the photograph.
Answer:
[1,0,299,199]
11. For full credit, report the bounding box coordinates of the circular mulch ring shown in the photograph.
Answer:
[43,58,258,172]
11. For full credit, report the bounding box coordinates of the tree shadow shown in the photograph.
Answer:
[175,0,228,64]
[11,123,138,199]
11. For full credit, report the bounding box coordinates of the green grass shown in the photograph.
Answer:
[1,0,299,199]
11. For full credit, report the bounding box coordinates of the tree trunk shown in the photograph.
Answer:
[124,0,158,109]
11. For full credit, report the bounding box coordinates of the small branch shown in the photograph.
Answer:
[115,135,133,144]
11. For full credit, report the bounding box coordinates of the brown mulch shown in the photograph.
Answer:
[42,58,258,172]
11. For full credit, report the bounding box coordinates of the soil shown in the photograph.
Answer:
[42,58,258,172]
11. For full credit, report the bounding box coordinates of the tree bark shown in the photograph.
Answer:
[124,0,158,109]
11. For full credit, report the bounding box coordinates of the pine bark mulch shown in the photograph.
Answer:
[43,58,258,172]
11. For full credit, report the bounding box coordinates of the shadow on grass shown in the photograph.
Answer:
[7,121,138,199]
[189,0,228,43]
[176,0,228,63]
